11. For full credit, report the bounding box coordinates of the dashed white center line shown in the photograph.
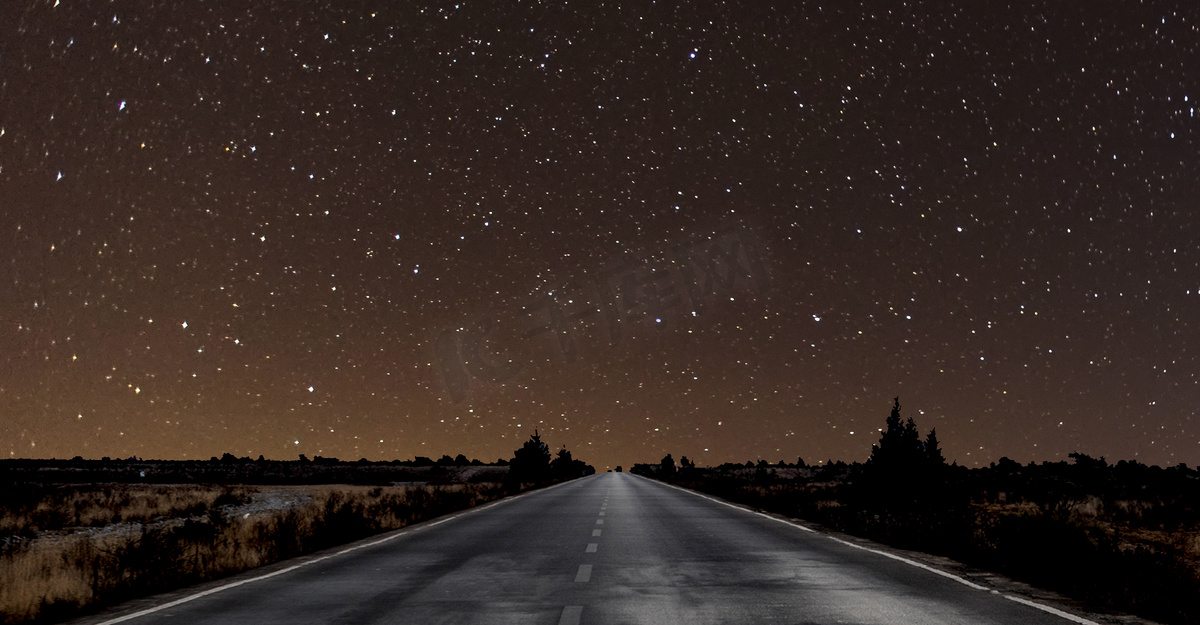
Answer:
[595,519,604,525]
[592,529,602,536]
[559,605,583,625]
[586,543,598,553]
[598,511,605,516]
[575,564,593,582]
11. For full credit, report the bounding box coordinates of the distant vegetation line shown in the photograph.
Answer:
[635,398,1200,625]
[0,454,513,486]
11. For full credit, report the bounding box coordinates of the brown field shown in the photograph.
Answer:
[0,482,506,624]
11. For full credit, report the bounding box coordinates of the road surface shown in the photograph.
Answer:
[83,472,1105,625]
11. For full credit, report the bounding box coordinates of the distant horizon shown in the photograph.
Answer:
[6,447,1185,472]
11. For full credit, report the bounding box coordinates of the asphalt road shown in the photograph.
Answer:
[85,472,1105,625]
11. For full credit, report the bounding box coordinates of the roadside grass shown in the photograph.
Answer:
[1,484,256,539]
[0,482,506,624]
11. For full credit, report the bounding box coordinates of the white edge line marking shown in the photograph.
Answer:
[826,536,987,590]
[92,477,588,625]
[640,475,1101,625]
[652,477,814,532]
[1005,595,1101,625]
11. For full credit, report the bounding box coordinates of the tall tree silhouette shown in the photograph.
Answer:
[924,428,945,467]
[509,430,552,483]
[862,397,953,514]
[870,397,925,471]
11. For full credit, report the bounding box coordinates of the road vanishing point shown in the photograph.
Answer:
[81,472,1110,625]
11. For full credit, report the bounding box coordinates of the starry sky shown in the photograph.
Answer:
[3,1,1199,470]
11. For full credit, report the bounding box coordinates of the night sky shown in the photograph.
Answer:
[3,1,1199,470]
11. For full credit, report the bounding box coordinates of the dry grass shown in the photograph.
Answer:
[977,496,1200,560]
[0,482,505,624]
[1,484,256,537]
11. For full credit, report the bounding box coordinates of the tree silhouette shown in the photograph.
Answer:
[551,445,595,480]
[869,397,947,475]
[660,453,677,476]
[870,397,925,471]
[509,430,552,483]
[924,428,945,467]
[861,397,954,513]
